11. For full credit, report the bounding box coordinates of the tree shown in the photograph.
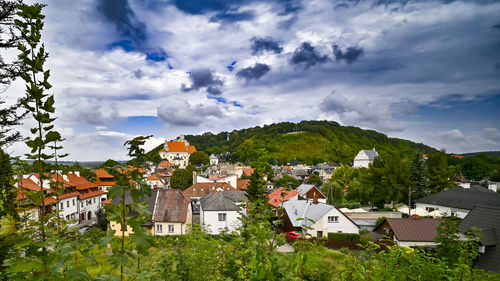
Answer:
[427,151,454,193]
[189,151,209,166]
[245,170,267,203]
[306,173,322,187]
[0,148,16,219]
[321,180,344,205]
[170,169,193,190]
[331,164,355,189]
[95,208,108,231]
[273,174,299,189]
[410,153,428,198]
[101,159,120,168]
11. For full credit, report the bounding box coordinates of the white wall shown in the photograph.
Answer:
[58,196,79,223]
[415,203,469,219]
[201,210,241,234]
[308,208,359,236]
[79,195,103,221]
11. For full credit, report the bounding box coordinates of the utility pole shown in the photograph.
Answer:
[408,186,412,217]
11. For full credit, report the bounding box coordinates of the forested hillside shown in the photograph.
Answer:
[147,120,437,165]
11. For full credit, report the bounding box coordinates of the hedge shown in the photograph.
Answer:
[327,232,360,242]
[336,202,361,209]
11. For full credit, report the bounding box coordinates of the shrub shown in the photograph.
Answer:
[328,233,360,242]
[336,202,361,209]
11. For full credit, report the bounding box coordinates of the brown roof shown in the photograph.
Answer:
[17,178,43,191]
[79,189,106,200]
[237,178,250,190]
[158,160,172,168]
[242,168,254,177]
[381,218,441,242]
[153,189,191,223]
[147,173,161,181]
[183,182,237,197]
[95,168,113,178]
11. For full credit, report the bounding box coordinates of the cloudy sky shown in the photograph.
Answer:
[4,0,500,161]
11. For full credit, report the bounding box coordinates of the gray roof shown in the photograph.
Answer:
[209,154,217,159]
[112,189,158,216]
[200,191,246,211]
[296,184,325,197]
[283,200,333,228]
[291,169,309,177]
[416,185,500,210]
[362,150,379,160]
[458,205,500,272]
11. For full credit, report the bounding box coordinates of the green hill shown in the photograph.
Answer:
[145,120,437,165]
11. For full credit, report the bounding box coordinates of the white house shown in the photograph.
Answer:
[195,173,238,190]
[415,185,500,219]
[159,135,196,169]
[296,184,327,204]
[353,149,379,168]
[199,191,246,234]
[152,189,192,236]
[209,154,219,166]
[283,200,359,238]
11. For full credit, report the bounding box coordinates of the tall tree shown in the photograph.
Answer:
[189,151,209,166]
[427,150,454,193]
[170,168,193,190]
[410,153,428,198]
[273,174,299,189]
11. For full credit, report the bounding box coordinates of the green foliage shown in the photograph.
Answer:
[327,233,360,242]
[322,180,344,205]
[358,152,411,205]
[331,164,356,188]
[410,152,428,197]
[453,152,500,181]
[427,151,454,193]
[100,159,121,168]
[375,216,386,226]
[336,201,361,209]
[306,173,322,187]
[141,120,437,165]
[273,174,300,188]
[0,148,16,219]
[189,151,210,166]
[95,208,108,231]
[170,168,193,190]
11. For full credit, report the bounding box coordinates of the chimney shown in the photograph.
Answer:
[193,171,197,184]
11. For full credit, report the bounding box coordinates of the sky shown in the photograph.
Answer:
[3,0,500,161]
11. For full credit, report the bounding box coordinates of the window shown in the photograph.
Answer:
[337,231,343,233]
[168,224,174,233]
[73,199,75,206]
[218,213,227,222]
[67,201,69,208]
[66,215,69,220]
[156,224,163,233]
[93,198,96,204]
[425,207,436,212]
[328,216,339,223]
[60,202,64,210]
[81,202,83,207]
[121,224,127,231]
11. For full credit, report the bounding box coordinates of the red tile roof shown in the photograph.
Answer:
[187,145,196,154]
[183,182,237,197]
[79,190,106,200]
[167,141,188,153]
[242,168,254,177]
[237,179,250,190]
[66,173,98,191]
[268,188,299,207]
[147,174,161,181]
[158,160,172,168]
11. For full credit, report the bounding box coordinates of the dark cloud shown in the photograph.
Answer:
[210,10,254,23]
[170,0,301,16]
[290,42,329,69]
[132,69,144,79]
[333,45,364,64]
[236,63,271,81]
[181,68,224,95]
[96,0,146,43]
[250,37,283,55]
[493,23,500,30]
[157,102,225,127]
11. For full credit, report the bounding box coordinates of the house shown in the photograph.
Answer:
[66,171,106,222]
[296,184,327,203]
[194,173,238,190]
[311,163,338,182]
[458,205,500,273]
[282,199,359,238]
[353,149,378,168]
[342,211,403,231]
[415,185,500,219]
[109,189,158,236]
[146,173,168,189]
[183,182,238,215]
[268,187,299,208]
[158,135,196,168]
[372,218,441,248]
[95,168,115,193]
[209,154,219,166]
[152,189,192,235]
[199,191,246,234]
[15,177,57,221]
